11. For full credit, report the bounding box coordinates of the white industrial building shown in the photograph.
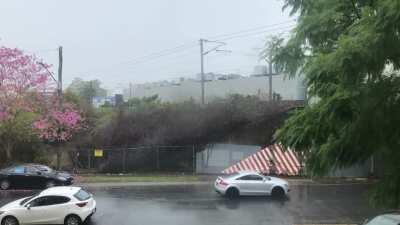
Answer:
[123,69,306,103]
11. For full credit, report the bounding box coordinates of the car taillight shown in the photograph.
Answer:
[76,202,88,207]
[219,180,229,186]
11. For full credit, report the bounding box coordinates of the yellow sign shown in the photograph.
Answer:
[94,149,103,157]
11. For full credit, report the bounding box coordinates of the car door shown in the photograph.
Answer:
[20,196,50,224]
[44,196,72,224]
[25,166,47,188]
[236,175,268,195]
[7,166,30,189]
[23,195,71,224]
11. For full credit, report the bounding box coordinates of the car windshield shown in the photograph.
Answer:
[36,165,53,173]
[74,189,91,201]
[366,216,400,225]
[19,194,39,206]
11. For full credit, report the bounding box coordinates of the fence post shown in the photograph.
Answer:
[122,148,126,172]
[87,149,91,169]
[192,145,196,174]
[156,147,160,170]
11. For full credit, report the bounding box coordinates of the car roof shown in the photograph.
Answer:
[39,186,81,197]
[238,170,262,176]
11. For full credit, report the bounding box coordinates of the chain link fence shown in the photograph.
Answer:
[76,146,197,173]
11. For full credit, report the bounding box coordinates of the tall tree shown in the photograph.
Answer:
[0,47,84,162]
[0,47,52,160]
[268,0,400,207]
[67,78,107,104]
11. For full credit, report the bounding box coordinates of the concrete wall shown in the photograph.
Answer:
[196,143,260,174]
[124,75,306,103]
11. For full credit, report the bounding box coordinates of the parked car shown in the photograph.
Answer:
[0,165,73,190]
[0,186,96,225]
[27,164,74,183]
[362,213,400,225]
[214,171,290,198]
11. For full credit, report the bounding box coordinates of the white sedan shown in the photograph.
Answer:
[0,186,96,225]
[214,171,290,198]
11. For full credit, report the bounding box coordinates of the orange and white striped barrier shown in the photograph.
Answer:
[222,144,302,176]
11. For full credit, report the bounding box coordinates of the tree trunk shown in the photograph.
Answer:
[4,142,13,162]
[57,146,61,170]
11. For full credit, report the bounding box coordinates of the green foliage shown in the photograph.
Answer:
[0,111,39,163]
[66,78,107,104]
[87,94,302,148]
[270,0,400,207]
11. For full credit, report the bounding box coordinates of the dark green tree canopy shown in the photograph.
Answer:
[270,0,400,207]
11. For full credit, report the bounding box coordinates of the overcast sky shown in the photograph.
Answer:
[0,0,294,92]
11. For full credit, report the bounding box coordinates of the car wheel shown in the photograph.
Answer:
[271,187,285,198]
[226,187,239,199]
[45,181,55,188]
[0,180,10,190]
[64,215,81,225]
[1,216,19,225]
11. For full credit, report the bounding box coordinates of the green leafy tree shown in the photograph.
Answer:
[67,78,107,104]
[0,111,38,164]
[269,0,400,207]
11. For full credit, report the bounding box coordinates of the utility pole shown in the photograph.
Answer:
[199,39,229,105]
[268,61,273,101]
[252,62,278,101]
[200,39,205,105]
[57,46,63,170]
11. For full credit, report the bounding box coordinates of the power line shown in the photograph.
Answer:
[206,19,296,40]
[216,25,295,41]
[84,22,296,75]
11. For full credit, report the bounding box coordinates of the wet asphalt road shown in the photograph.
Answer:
[0,183,380,225]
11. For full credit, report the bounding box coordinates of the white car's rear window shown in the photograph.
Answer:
[74,189,91,201]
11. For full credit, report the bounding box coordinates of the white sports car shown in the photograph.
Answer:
[0,186,96,225]
[214,171,290,198]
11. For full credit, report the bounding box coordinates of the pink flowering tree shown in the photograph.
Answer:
[0,46,84,162]
[33,102,84,143]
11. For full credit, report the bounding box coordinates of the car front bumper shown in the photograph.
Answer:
[214,183,227,195]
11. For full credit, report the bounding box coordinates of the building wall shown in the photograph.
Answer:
[196,143,261,174]
[124,75,306,103]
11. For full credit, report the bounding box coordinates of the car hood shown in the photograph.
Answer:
[56,171,72,178]
[0,198,27,211]
[47,171,72,179]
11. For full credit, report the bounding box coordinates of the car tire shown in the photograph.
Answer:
[1,216,19,225]
[64,215,81,225]
[226,187,239,199]
[45,180,56,188]
[0,180,10,190]
[271,187,285,198]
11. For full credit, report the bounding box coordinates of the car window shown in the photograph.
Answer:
[237,175,263,181]
[26,166,40,174]
[74,189,91,201]
[20,194,39,206]
[50,196,71,204]
[30,196,51,207]
[10,166,26,174]
[33,165,53,173]
[29,196,71,207]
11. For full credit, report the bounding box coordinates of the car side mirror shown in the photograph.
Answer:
[26,204,31,210]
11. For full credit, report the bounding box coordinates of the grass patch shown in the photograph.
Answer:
[79,174,201,183]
